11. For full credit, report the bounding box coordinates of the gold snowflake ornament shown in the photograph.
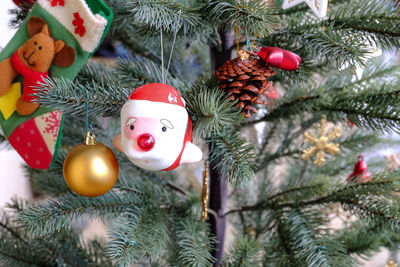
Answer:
[301,116,341,167]
[386,258,397,267]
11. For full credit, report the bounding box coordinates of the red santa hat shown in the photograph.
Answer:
[129,83,185,107]
[124,83,187,119]
[123,83,193,171]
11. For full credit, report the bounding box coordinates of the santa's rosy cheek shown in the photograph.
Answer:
[124,125,136,140]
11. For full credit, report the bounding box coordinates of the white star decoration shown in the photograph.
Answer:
[282,0,328,18]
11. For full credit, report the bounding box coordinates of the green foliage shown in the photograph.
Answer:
[183,77,242,138]
[175,218,215,267]
[336,221,385,259]
[113,56,185,90]
[253,55,400,133]
[222,235,261,267]
[284,209,330,266]
[110,0,212,42]
[18,192,142,237]
[208,132,257,186]
[34,77,128,118]
[263,0,400,85]
[0,134,11,150]
[206,0,278,38]
[7,5,30,29]
[0,202,111,266]
[27,151,69,196]
[106,206,169,265]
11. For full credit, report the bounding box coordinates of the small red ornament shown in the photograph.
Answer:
[347,154,372,182]
[72,12,86,37]
[345,118,355,128]
[257,47,301,71]
[137,133,155,151]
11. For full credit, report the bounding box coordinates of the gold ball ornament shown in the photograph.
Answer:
[63,132,119,197]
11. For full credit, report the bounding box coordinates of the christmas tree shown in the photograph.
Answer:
[2,0,400,266]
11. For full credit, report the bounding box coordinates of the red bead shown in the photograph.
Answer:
[137,134,155,151]
[348,154,371,182]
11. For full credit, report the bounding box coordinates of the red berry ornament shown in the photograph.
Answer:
[257,47,301,71]
[347,154,371,182]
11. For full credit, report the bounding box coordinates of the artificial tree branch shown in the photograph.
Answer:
[224,179,395,216]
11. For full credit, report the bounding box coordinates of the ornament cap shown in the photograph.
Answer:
[85,131,96,145]
[238,50,250,61]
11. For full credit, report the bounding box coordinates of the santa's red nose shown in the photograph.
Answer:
[137,134,155,151]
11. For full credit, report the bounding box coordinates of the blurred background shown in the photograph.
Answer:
[0,1,398,266]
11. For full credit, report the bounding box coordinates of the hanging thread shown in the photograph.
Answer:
[80,87,92,135]
[160,11,181,84]
[166,10,181,78]
[160,29,165,83]
[249,33,258,53]
[234,4,244,57]
[234,4,258,56]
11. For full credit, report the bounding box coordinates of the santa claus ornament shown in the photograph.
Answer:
[113,83,203,171]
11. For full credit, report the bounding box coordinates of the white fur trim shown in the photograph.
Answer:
[121,100,188,122]
[38,0,108,52]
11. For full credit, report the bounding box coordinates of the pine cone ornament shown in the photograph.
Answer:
[215,50,276,118]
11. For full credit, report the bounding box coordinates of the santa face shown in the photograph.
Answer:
[120,100,188,171]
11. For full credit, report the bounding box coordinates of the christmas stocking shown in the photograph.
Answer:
[0,0,112,169]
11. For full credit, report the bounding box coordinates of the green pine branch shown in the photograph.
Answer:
[105,206,168,265]
[226,172,400,215]
[182,77,242,138]
[1,204,110,267]
[247,57,400,133]
[175,218,215,267]
[205,0,278,38]
[284,209,331,266]
[208,132,257,186]
[113,56,185,90]
[27,152,69,196]
[262,0,400,78]
[110,0,212,42]
[33,77,128,118]
[335,220,399,258]
[18,192,142,237]
[222,235,261,267]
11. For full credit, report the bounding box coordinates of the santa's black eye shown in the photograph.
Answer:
[34,41,37,45]
[130,125,135,131]
[162,126,167,132]
[38,46,42,50]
